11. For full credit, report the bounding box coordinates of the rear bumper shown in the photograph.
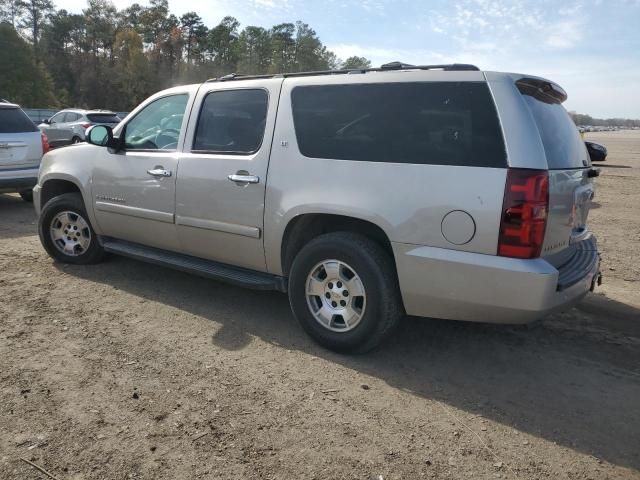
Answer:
[0,167,39,193]
[393,237,600,324]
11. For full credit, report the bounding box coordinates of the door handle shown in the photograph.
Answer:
[147,168,172,177]
[228,173,259,184]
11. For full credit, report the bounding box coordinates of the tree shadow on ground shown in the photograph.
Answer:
[61,255,640,472]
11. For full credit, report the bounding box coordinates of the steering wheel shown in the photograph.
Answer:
[154,128,180,150]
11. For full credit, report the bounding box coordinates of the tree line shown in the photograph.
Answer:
[569,112,640,128]
[0,0,372,110]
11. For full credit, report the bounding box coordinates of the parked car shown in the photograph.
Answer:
[585,141,607,161]
[0,101,49,202]
[33,63,602,352]
[38,109,121,147]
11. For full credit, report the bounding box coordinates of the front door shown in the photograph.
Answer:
[91,93,191,251]
[176,80,283,271]
[41,112,67,146]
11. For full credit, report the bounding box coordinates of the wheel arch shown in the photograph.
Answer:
[280,213,395,277]
[40,178,83,211]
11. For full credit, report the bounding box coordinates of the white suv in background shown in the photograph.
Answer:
[38,109,121,147]
[0,101,49,202]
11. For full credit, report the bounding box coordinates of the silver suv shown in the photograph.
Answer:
[1,101,48,202]
[33,63,602,352]
[38,109,121,147]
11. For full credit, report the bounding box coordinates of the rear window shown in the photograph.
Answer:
[0,107,38,133]
[291,82,506,167]
[87,113,121,123]
[520,95,586,169]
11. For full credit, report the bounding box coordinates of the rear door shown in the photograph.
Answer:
[0,106,41,170]
[175,79,282,271]
[518,84,594,264]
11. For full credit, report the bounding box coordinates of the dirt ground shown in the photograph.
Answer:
[1,131,639,480]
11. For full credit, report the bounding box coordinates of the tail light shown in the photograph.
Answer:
[81,123,91,129]
[498,168,549,259]
[41,132,50,154]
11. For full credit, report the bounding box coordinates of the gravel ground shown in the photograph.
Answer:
[1,131,639,480]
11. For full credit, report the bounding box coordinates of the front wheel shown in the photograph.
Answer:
[288,232,403,353]
[38,192,104,264]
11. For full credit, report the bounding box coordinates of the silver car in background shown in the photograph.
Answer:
[0,101,48,202]
[38,109,121,147]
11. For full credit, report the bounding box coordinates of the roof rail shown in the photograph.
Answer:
[205,61,480,83]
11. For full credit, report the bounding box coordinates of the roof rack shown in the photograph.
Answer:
[205,61,480,83]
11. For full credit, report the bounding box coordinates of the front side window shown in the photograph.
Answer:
[193,89,268,154]
[291,82,506,167]
[124,94,188,151]
[50,112,66,124]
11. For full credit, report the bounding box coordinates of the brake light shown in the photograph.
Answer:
[81,123,91,129]
[498,169,549,259]
[41,132,50,154]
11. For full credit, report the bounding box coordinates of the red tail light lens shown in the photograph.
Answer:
[81,123,91,129]
[498,168,549,259]
[41,132,50,154]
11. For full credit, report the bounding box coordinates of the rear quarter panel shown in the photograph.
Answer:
[264,72,508,276]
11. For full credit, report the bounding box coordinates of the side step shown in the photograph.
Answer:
[101,238,286,292]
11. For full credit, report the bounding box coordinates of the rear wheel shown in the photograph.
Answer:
[288,232,403,353]
[38,193,104,264]
[19,190,33,202]
[71,136,81,144]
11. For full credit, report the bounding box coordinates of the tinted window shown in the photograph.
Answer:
[124,94,188,151]
[87,113,120,123]
[193,89,268,154]
[521,95,586,169]
[0,107,38,133]
[291,82,506,167]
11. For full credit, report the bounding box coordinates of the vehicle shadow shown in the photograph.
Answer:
[60,256,640,472]
[599,164,632,169]
[0,194,37,239]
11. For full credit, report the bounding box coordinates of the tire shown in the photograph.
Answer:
[19,190,33,202]
[38,192,104,264]
[71,136,81,144]
[288,232,403,353]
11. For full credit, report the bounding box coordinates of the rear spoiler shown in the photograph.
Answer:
[516,77,567,104]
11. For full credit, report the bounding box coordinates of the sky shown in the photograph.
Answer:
[56,0,640,118]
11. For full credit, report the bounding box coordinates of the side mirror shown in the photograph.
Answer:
[43,118,51,125]
[87,125,119,149]
[585,141,607,162]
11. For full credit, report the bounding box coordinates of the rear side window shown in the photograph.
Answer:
[291,82,506,167]
[520,95,586,169]
[0,108,38,133]
[193,89,269,154]
[87,113,120,123]
[64,112,80,122]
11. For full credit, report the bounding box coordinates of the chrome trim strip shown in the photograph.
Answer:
[176,215,261,238]
[95,201,174,223]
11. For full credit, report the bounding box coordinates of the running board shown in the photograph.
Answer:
[101,238,286,292]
